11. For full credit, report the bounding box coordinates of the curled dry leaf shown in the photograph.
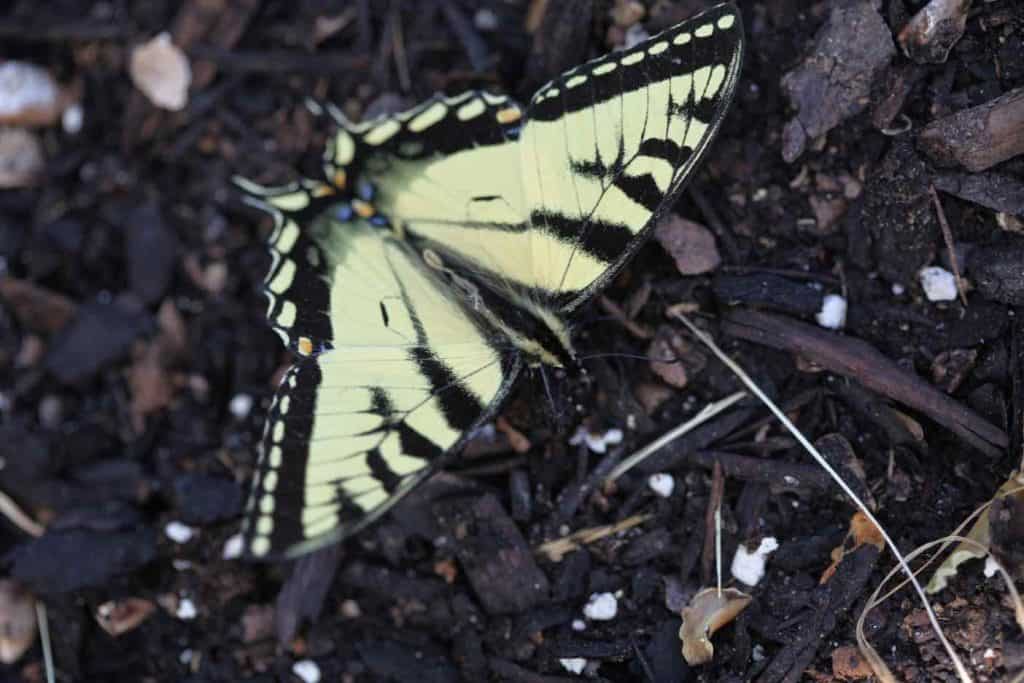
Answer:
[0,127,44,189]
[821,511,885,584]
[0,579,37,664]
[679,586,752,665]
[129,33,191,111]
[0,62,61,127]
[927,471,1024,593]
[95,598,156,637]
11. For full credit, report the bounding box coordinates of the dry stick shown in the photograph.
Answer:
[0,488,44,537]
[715,506,723,598]
[36,602,54,683]
[701,461,725,587]
[670,310,973,683]
[390,0,411,93]
[929,184,969,306]
[722,309,1007,456]
[606,391,747,482]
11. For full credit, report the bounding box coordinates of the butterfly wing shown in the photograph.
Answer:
[521,2,744,309]
[236,189,519,558]
[326,3,743,307]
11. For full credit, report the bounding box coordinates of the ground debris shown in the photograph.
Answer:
[435,494,550,615]
[898,0,972,64]
[780,0,895,162]
[919,87,1024,172]
[968,243,1024,305]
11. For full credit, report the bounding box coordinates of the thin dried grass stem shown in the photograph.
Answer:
[670,309,972,683]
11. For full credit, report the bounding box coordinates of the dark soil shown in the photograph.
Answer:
[1,1,1022,682]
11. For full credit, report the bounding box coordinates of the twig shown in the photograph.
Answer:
[671,309,973,683]
[36,602,55,683]
[598,295,654,339]
[536,514,651,562]
[722,309,1008,455]
[605,391,747,482]
[390,0,411,92]
[0,488,44,537]
[701,461,725,586]
[928,184,968,306]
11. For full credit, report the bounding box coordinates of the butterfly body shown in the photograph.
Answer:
[236,3,743,559]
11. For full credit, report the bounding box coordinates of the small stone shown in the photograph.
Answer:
[583,592,618,621]
[0,127,44,189]
[919,266,958,302]
[569,426,623,454]
[292,659,321,683]
[560,658,587,675]
[571,619,586,631]
[61,104,83,134]
[130,33,191,111]
[647,473,675,498]
[815,294,847,330]
[0,580,36,664]
[229,393,253,419]
[222,533,243,559]
[164,521,195,544]
[175,597,197,620]
[655,216,721,275]
[0,62,60,127]
[730,537,779,587]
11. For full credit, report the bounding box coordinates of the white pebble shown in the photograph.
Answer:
[292,659,321,683]
[474,8,499,31]
[178,649,193,665]
[222,533,243,559]
[984,555,999,578]
[571,618,586,631]
[583,592,618,621]
[569,426,623,454]
[815,294,847,330]
[164,521,196,544]
[730,537,780,587]
[919,266,958,302]
[559,658,587,675]
[176,597,197,620]
[62,103,83,134]
[229,393,253,419]
[891,282,905,296]
[129,32,191,111]
[647,473,675,498]
[0,61,59,123]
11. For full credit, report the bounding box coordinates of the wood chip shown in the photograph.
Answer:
[919,86,1024,172]
[655,216,721,275]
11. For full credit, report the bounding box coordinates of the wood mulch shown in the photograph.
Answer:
[1,1,1022,681]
